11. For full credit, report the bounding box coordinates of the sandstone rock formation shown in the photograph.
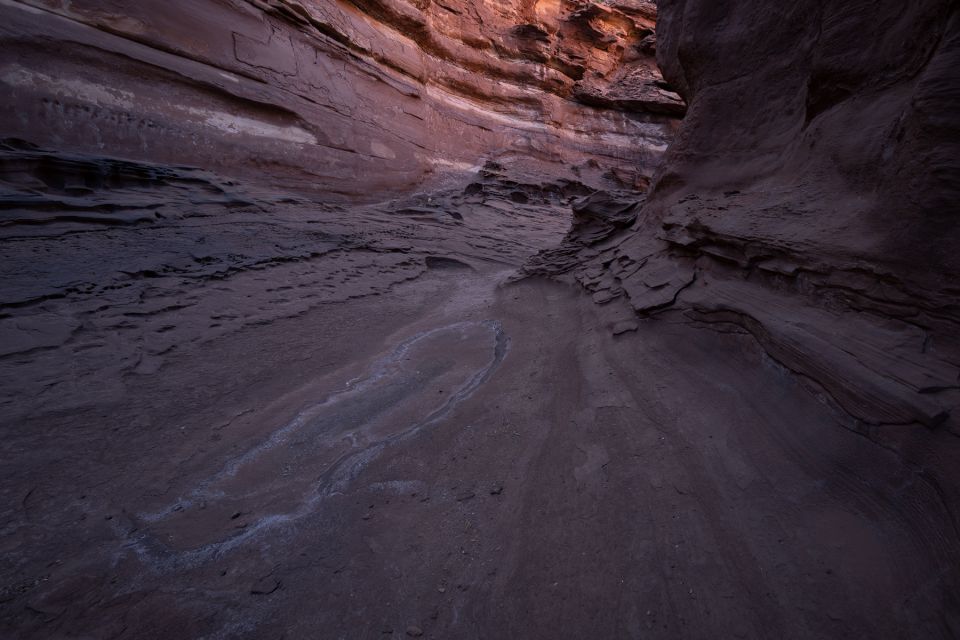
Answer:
[1,1,959,639]
[546,0,960,434]
[1,0,681,199]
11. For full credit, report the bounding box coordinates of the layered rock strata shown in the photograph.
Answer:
[544,0,960,440]
[0,0,682,200]
[2,1,960,638]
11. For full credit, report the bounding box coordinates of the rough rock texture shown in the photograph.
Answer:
[0,0,681,200]
[549,1,960,435]
[2,1,960,639]
[0,150,589,414]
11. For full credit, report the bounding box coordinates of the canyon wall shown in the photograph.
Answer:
[0,0,682,200]
[3,0,957,522]
[2,2,960,638]
[556,0,960,440]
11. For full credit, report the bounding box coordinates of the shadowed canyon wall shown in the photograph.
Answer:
[0,0,682,200]
[549,0,960,439]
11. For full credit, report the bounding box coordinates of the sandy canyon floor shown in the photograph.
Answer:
[1,158,958,639]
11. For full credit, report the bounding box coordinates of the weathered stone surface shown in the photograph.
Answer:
[1,1,959,639]
[552,0,960,437]
[0,0,681,200]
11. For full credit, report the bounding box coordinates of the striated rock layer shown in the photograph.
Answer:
[548,0,960,437]
[2,1,960,639]
[0,0,682,200]
[528,3,960,628]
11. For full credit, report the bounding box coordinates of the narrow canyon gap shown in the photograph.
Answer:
[0,1,958,639]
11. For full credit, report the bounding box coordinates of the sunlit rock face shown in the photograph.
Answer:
[0,0,683,200]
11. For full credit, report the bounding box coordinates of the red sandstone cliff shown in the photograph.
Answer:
[1,2,959,639]
[0,0,682,199]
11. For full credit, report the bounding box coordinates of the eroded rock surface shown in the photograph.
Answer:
[1,1,959,639]
[542,1,960,437]
[0,0,681,200]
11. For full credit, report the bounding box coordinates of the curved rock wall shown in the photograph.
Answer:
[0,0,682,200]
[2,3,960,637]
[559,1,960,435]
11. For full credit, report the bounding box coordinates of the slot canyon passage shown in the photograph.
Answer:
[1,0,959,637]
